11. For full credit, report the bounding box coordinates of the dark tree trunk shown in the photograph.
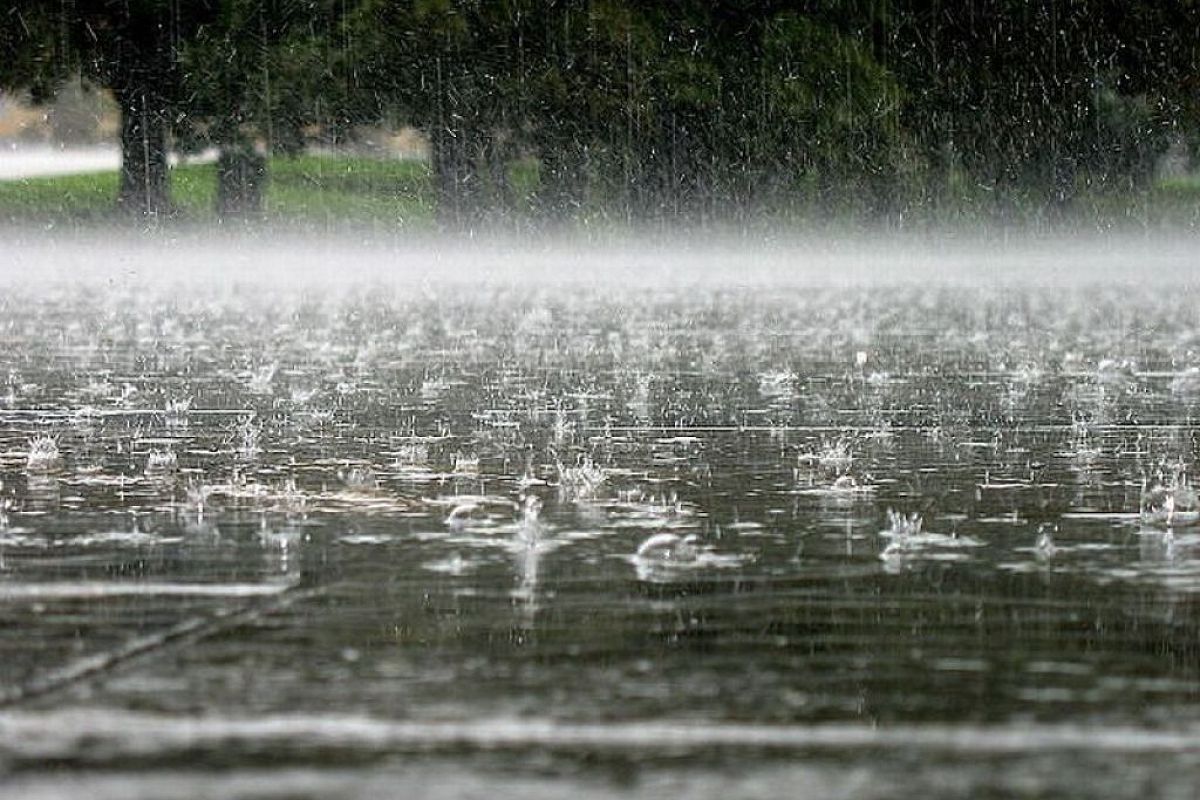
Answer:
[216,146,267,219]
[1045,148,1078,224]
[430,125,483,229]
[622,128,671,222]
[482,135,514,212]
[114,83,171,216]
[534,141,587,223]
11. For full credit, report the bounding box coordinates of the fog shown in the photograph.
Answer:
[3,228,1195,290]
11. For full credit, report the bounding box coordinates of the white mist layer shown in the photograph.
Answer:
[1,229,1194,290]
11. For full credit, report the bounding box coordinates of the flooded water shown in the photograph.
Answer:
[1,250,1199,798]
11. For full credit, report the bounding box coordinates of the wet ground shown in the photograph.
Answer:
[0,269,1198,798]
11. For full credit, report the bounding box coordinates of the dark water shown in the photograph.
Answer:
[1,277,1198,798]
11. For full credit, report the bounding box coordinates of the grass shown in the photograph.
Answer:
[0,169,122,220]
[0,151,1197,232]
[0,154,438,228]
[267,155,435,224]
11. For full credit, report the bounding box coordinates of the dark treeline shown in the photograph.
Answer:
[2,1,1197,226]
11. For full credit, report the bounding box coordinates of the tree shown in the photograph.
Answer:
[348,0,528,228]
[1,1,217,216]
[529,2,904,222]
[10,0,1196,226]
[890,0,1199,220]
[178,1,351,218]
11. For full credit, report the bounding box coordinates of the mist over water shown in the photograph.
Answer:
[3,228,1197,289]
[1,230,1199,799]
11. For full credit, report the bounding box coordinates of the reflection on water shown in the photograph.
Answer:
[0,280,1199,796]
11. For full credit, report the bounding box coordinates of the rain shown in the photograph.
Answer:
[1,3,1200,799]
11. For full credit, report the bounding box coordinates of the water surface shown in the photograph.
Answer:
[1,267,1198,797]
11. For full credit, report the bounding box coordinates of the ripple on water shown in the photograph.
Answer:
[2,279,1200,791]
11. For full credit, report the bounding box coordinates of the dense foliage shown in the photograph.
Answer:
[2,0,1197,225]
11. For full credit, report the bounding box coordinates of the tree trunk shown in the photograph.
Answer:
[1046,151,1078,224]
[115,84,172,217]
[430,125,482,229]
[216,146,267,219]
[535,140,587,223]
[482,135,513,213]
